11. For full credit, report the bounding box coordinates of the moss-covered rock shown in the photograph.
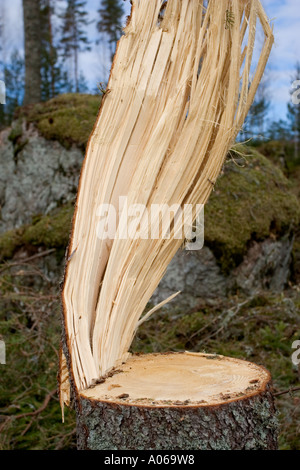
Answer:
[257,140,300,175]
[8,122,23,144]
[0,146,299,278]
[0,204,74,263]
[16,93,101,150]
[0,229,24,260]
[22,204,74,249]
[205,146,300,272]
[256,141,300,283]
[0,116,83,232]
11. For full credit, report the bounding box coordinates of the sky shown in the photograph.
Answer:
[0,0,299,123]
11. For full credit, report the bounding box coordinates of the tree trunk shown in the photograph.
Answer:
[58,1,276,450]
[73,352,278,450]
[23,0,41,105]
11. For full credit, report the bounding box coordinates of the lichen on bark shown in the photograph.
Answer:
[75,387,278,450]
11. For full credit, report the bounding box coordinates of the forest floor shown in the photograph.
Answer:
[0,263,299,449]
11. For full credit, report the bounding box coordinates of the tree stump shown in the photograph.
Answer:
[75,352,278,450]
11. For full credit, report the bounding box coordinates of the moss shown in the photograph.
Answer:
[23,204,74,249]
[255,141,300,285]
[8,121,23,144]
[258,140,300,175]
[8,120,29,162]
[0,229,24,260]
[205,145,300,272]
[0,204,74,263]
[16,93,101,150]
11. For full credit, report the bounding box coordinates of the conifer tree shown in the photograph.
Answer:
[287,62,300,160]
[60,0,91,92]
[243,78,270,142]
[3,50,25,123]
[0,9,5,127]
[97,0,124,60]
[40,0,62,100]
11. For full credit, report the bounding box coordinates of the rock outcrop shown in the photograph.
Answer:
[0,124,83,232]
[1,94,299,308]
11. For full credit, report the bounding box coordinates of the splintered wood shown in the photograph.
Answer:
[61,0,274,398]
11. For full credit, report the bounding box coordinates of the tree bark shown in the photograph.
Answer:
[72,353,278,450]
[23,0,41,105]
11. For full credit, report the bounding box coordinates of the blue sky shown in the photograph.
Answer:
[1,0,299,123]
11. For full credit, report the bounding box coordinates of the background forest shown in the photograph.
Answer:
[0,0,299,450]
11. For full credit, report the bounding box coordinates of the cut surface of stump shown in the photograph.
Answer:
[76,353,278,450]
[82,352,270,405]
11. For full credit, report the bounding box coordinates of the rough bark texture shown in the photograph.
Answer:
[23,0,41,105]
[75,386,278,450]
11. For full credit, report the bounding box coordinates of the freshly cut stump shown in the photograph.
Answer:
[76,353,278,450]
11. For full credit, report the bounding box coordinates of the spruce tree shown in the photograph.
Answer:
[243,78,270,142]
[97,0,124,60]
[60,0,91,92]
[287,62,300,160]
[40,0,62,100]
[3,50,25,123]
[0,9,5,127]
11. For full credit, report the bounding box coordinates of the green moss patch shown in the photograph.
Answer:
[16,93,101,150]
[0,204,74,263]
[22,204,74,249]
[258,140,300,175]
[205,145,300,272]
[0,229,24,261]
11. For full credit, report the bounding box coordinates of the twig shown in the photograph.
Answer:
[54,428,76,450]
[0,249,56,274]
[9,389,56,421]
[190,298,253,343]
[274,387,300,397]
[20,418,35,436]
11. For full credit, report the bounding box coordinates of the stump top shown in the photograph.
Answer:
[80,352,271,408]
